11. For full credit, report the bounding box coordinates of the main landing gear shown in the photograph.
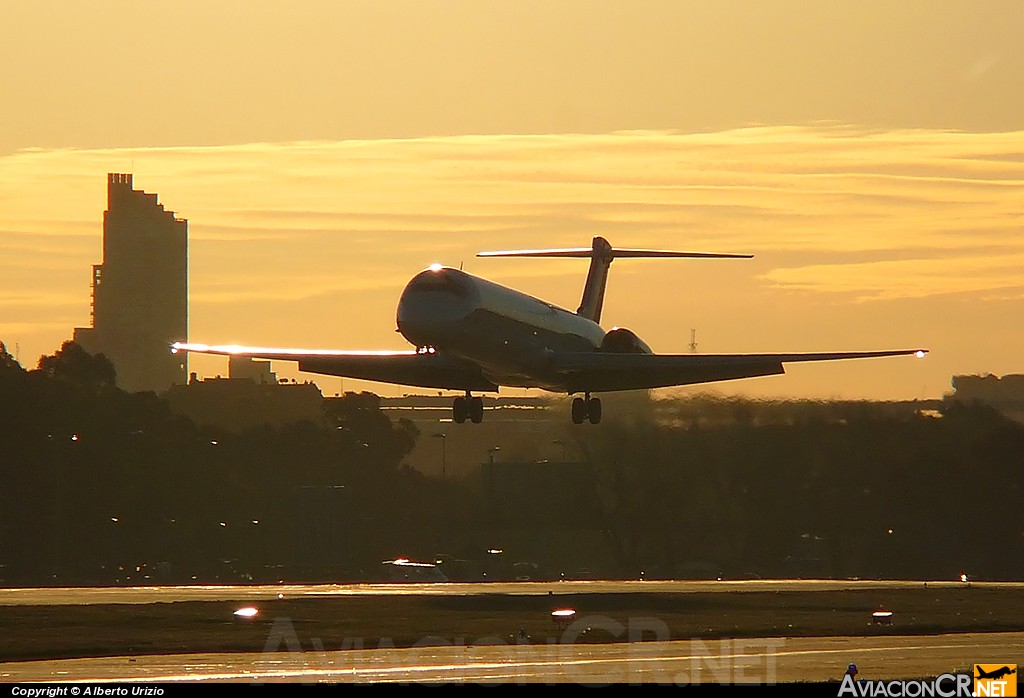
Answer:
[453,393,484,424]
[571,393,602,425]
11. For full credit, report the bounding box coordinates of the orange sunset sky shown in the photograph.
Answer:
[2,1,1022,400]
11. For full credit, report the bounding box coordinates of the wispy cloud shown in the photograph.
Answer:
[3,127,1022,288]
[762,254,1024,301]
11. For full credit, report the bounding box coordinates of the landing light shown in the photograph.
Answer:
[551,608,576,625]
[872,609,894,625]
[386,558,436,568]
[234,607,259,619]
[915,350,926,358]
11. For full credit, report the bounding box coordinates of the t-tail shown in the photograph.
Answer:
[478,236,752,324]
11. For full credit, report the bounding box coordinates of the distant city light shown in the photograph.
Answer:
[960,573,969,583]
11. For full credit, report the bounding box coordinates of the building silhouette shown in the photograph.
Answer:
[165,360,324,432]
[74,173,187,392]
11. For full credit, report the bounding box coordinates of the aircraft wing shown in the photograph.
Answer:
[550,349,927,393]
[171,343,498,391]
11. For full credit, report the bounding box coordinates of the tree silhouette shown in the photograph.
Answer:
[35,340,115,390]
[0,341,22,372]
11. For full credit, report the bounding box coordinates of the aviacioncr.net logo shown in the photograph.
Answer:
[838,673,973,697]
[974,664,1017,697]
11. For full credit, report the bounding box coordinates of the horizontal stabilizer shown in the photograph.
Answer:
[477,247,751,259]
[478,236,751,324]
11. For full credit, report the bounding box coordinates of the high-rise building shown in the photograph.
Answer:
[74,173,187,392]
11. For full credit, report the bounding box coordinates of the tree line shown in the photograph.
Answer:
[1,340,1021,584]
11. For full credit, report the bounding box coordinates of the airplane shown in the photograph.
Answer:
[976,666,1016,681]
[172,236,927,424]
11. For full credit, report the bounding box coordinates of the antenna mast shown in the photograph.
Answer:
[689,329,697,353]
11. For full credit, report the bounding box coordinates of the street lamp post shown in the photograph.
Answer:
[488,446,500,465]
[553,439,566,462]
[431,432,447,480]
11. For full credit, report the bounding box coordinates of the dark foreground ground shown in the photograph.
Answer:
[1,585,1022,662]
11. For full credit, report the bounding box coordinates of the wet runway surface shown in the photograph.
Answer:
[2,579,1017,606]
[2,581,1021,683]
[2,632,1021,683]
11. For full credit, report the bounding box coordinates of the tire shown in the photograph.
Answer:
[453,397,467,424]
[571,397,586,424]
[470,396,484,423]
[587,397,602,424]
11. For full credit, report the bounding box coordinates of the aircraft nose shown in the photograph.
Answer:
[396,267,477,345]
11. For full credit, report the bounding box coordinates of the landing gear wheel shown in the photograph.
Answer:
[453,397,468,424]
[571,395,603,424]
[469,396,484,424]
[571,397,587,424]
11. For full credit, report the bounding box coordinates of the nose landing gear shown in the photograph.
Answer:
[453,393,484,424]
[571,393,602,425]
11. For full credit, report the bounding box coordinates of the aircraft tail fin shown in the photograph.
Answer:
[478,236,751,324]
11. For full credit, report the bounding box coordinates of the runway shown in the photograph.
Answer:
[2,632,1021,683]
[1,578,1014,606]
[1,580,1021,684]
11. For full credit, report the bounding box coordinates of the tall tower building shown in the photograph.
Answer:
[74,173,188,392]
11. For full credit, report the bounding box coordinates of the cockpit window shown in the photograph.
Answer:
[409,269,470,297]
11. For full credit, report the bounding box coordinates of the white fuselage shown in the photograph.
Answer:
[396,266,606,390]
